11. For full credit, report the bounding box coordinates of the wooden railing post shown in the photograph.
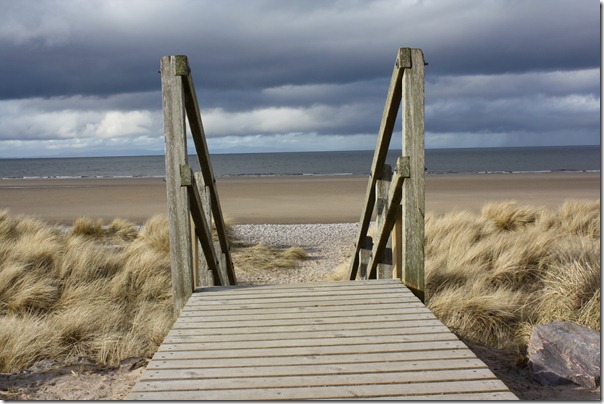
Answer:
[161,55,237,314]
[401,49,425,301]
[161,55,194,315]
[348,47,425,302]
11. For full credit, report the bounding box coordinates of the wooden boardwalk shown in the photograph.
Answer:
[127,279,517,400]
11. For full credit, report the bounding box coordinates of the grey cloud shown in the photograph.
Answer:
[0,0,599,156]
[0,0,598,100]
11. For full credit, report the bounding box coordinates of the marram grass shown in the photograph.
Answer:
[425,199,600,349]
[0,211,307,373]
[329,199,600,350]
[0,199,599,372]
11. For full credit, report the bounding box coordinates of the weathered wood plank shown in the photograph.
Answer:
[165,323,450,342]
[128,379,512,400]
[152,340,469,360]
[159,332,457,352]
[172,312,437,328]
[367,391,519,400]
[189,283,417,299]
[197,278,400,292]
[170,319,449,337]
[146,348,480,370]
[175,303,426,325]
[188,287,416,302]
[135,368,497,391]
[142,358,489,380]
[179,302,426,318]
[184,298,421,312]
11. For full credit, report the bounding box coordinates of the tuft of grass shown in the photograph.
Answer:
[331,199,600,352]
[425,199,600,350]
[231,243,308,276]
[0,211,308,373]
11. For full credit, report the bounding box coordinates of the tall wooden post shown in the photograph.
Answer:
[161,55,194,315]
[401,49,425,302]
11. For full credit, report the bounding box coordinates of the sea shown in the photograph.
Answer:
[0,146,600,179]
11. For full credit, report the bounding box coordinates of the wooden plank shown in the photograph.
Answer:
[366,391,518,400]
[172,312,437,328]
[401,48,426,301]
[182,299,421,312]
[187,286,416,301]
[180,301,426,317]
[142,358,489,379]
[178,305,429,322]
[181,297,420,311]
[197,278,401,292]
[135,368,497,391]
[159,332,457,352]
[165,323,450,342]
[349,48,411,280]
[128,379,512,400]
[170,319,448,336]
[146,348,480,369]
[170,319,446,336]
[152,340,469,360]
[193,283,408,297]
[160,55,194,314]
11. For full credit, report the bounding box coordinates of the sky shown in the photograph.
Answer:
[0,0,600,158]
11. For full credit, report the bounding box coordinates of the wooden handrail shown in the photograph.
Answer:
[161,55,236,314]
[348,48,425,302]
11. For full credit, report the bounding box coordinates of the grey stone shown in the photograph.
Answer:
[528,321,600,389]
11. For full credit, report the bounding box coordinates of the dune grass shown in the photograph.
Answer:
[426,199,600,350]
[327,199,600,351]
[0,211,307,373]
[0,199,599,372]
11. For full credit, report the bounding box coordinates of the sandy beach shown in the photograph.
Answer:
[0,172,599,224]
[0,171,600,401]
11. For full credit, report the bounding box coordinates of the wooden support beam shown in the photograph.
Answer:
[358,249,371,281]
[194,172,213,287]
[160,55,194,315]
[368,157,409,279]
[349,48,411,280]
[182,164,227,286]
[401,49,425,302]
[179,66,236,285]
[375,165,393,279]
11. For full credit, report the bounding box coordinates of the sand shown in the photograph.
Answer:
[0,171,600,400]
[0,172,599,224]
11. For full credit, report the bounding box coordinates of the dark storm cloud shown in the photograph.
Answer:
[0,0,598,99]
[0,0,599,157]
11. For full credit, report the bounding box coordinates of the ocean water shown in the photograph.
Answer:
[0,146,599,179]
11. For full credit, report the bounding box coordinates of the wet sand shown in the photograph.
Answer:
[0,172,599,224]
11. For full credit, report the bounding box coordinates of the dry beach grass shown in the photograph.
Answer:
[0,198,600,399]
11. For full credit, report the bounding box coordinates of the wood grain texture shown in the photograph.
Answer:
[401,48,426,301]
[160,55,193,314]
[127,280,516,400]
